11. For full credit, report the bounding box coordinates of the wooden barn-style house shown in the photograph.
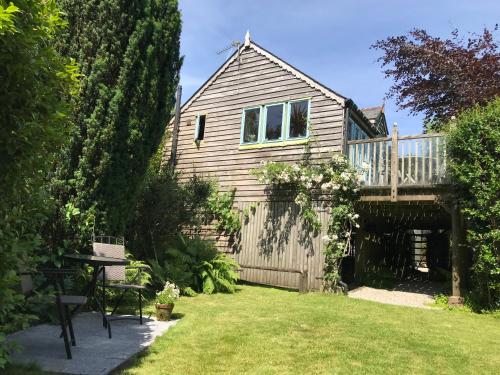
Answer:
[166,32,467,304]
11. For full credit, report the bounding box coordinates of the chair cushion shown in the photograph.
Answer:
[104,284,146,290]
[59,295,87,305]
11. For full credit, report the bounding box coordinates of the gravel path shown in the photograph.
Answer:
[348,281,445,309]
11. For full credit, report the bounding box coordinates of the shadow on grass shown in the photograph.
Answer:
[238,280,299,294]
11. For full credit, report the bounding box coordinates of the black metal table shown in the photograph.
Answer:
[63,254,130,337]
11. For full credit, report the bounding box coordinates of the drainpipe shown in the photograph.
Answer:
[169,85,182,168]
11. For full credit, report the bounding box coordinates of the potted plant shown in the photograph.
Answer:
[155,281,180,321]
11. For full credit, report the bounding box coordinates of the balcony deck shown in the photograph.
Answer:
[347,129,448,202]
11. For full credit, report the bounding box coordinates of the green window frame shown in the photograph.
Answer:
[286,99,310,140]
[347,118,368,141]
[240,106,261,144]
[263,103,285,142]
[240,98,311,146]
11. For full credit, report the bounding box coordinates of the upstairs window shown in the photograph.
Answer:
[347,118,368,141]
[288,100,309,139]
[240,99,311,145]
[242,107,260,143]
[194,114,206,141]
[264,104,284,141]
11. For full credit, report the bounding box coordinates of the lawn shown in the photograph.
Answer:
[119,285,499,375]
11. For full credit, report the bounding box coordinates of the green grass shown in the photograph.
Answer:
[118,285,500,375]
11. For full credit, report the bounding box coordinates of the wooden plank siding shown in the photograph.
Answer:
[165,46,347,290]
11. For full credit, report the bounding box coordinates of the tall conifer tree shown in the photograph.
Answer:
[55,0,182,238]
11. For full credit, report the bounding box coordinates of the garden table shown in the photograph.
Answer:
[63,254,130,337]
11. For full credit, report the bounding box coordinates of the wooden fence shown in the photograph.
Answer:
[232,201,328,291]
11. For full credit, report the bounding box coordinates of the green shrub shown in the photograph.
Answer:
[126,158,213,262]
[149,235,239,295]
[0,0,78,367]
[447,98,500,308]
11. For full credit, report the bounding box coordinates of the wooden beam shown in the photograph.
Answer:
[360,194,439,202]
[449,203,466,306]
[390,123,398,202]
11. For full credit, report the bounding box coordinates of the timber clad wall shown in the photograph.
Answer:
[167,45,346,290]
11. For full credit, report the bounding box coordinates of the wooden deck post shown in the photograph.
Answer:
[449,202,466,306]
[390,123,398,202]
[299,270,309,293]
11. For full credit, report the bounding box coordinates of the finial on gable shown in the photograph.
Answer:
[244,30,251,47]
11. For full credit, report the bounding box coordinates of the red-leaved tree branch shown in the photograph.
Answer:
[372,27,500,129]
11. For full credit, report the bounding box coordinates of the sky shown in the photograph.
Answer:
[178,0,499,135]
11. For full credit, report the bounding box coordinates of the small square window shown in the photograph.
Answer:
[195,114,206,141]
[264,104,284,141]
[288,100,308,139]
[242,108,260,143]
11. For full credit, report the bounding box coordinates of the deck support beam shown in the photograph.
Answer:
[390,124,398,202]
[449,202,466,306]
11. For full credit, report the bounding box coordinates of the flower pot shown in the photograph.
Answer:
[155,303,174,321]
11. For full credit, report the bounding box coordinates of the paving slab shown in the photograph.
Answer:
[7,312,178,375]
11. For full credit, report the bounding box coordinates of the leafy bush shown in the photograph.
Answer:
[447,98,500,308]
[205,187,241,236]
[0,0,78,367]
[149,235,239,295]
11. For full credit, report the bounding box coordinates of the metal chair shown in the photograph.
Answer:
[20,269,87,359]
[92,236,148,325]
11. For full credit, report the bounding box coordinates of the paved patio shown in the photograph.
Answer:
[7,312,178,375]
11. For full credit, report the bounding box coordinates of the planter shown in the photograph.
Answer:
[155,303,174,321]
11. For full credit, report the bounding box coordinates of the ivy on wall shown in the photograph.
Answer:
[206,187,241,237]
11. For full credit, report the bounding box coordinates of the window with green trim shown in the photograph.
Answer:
[240,99,310,145]
[288,100,309,139]
[242,107,260,143]
[347,118,368,140]
[264,103,284,141]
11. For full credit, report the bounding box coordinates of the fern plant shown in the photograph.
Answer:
[148,234,239,295]
[195,253,239,294]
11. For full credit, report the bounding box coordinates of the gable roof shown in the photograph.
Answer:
[360,105,388,136]
[361,106,384,122]
[177,39,347,118]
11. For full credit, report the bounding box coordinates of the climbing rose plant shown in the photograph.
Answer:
[253,154,361,291]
